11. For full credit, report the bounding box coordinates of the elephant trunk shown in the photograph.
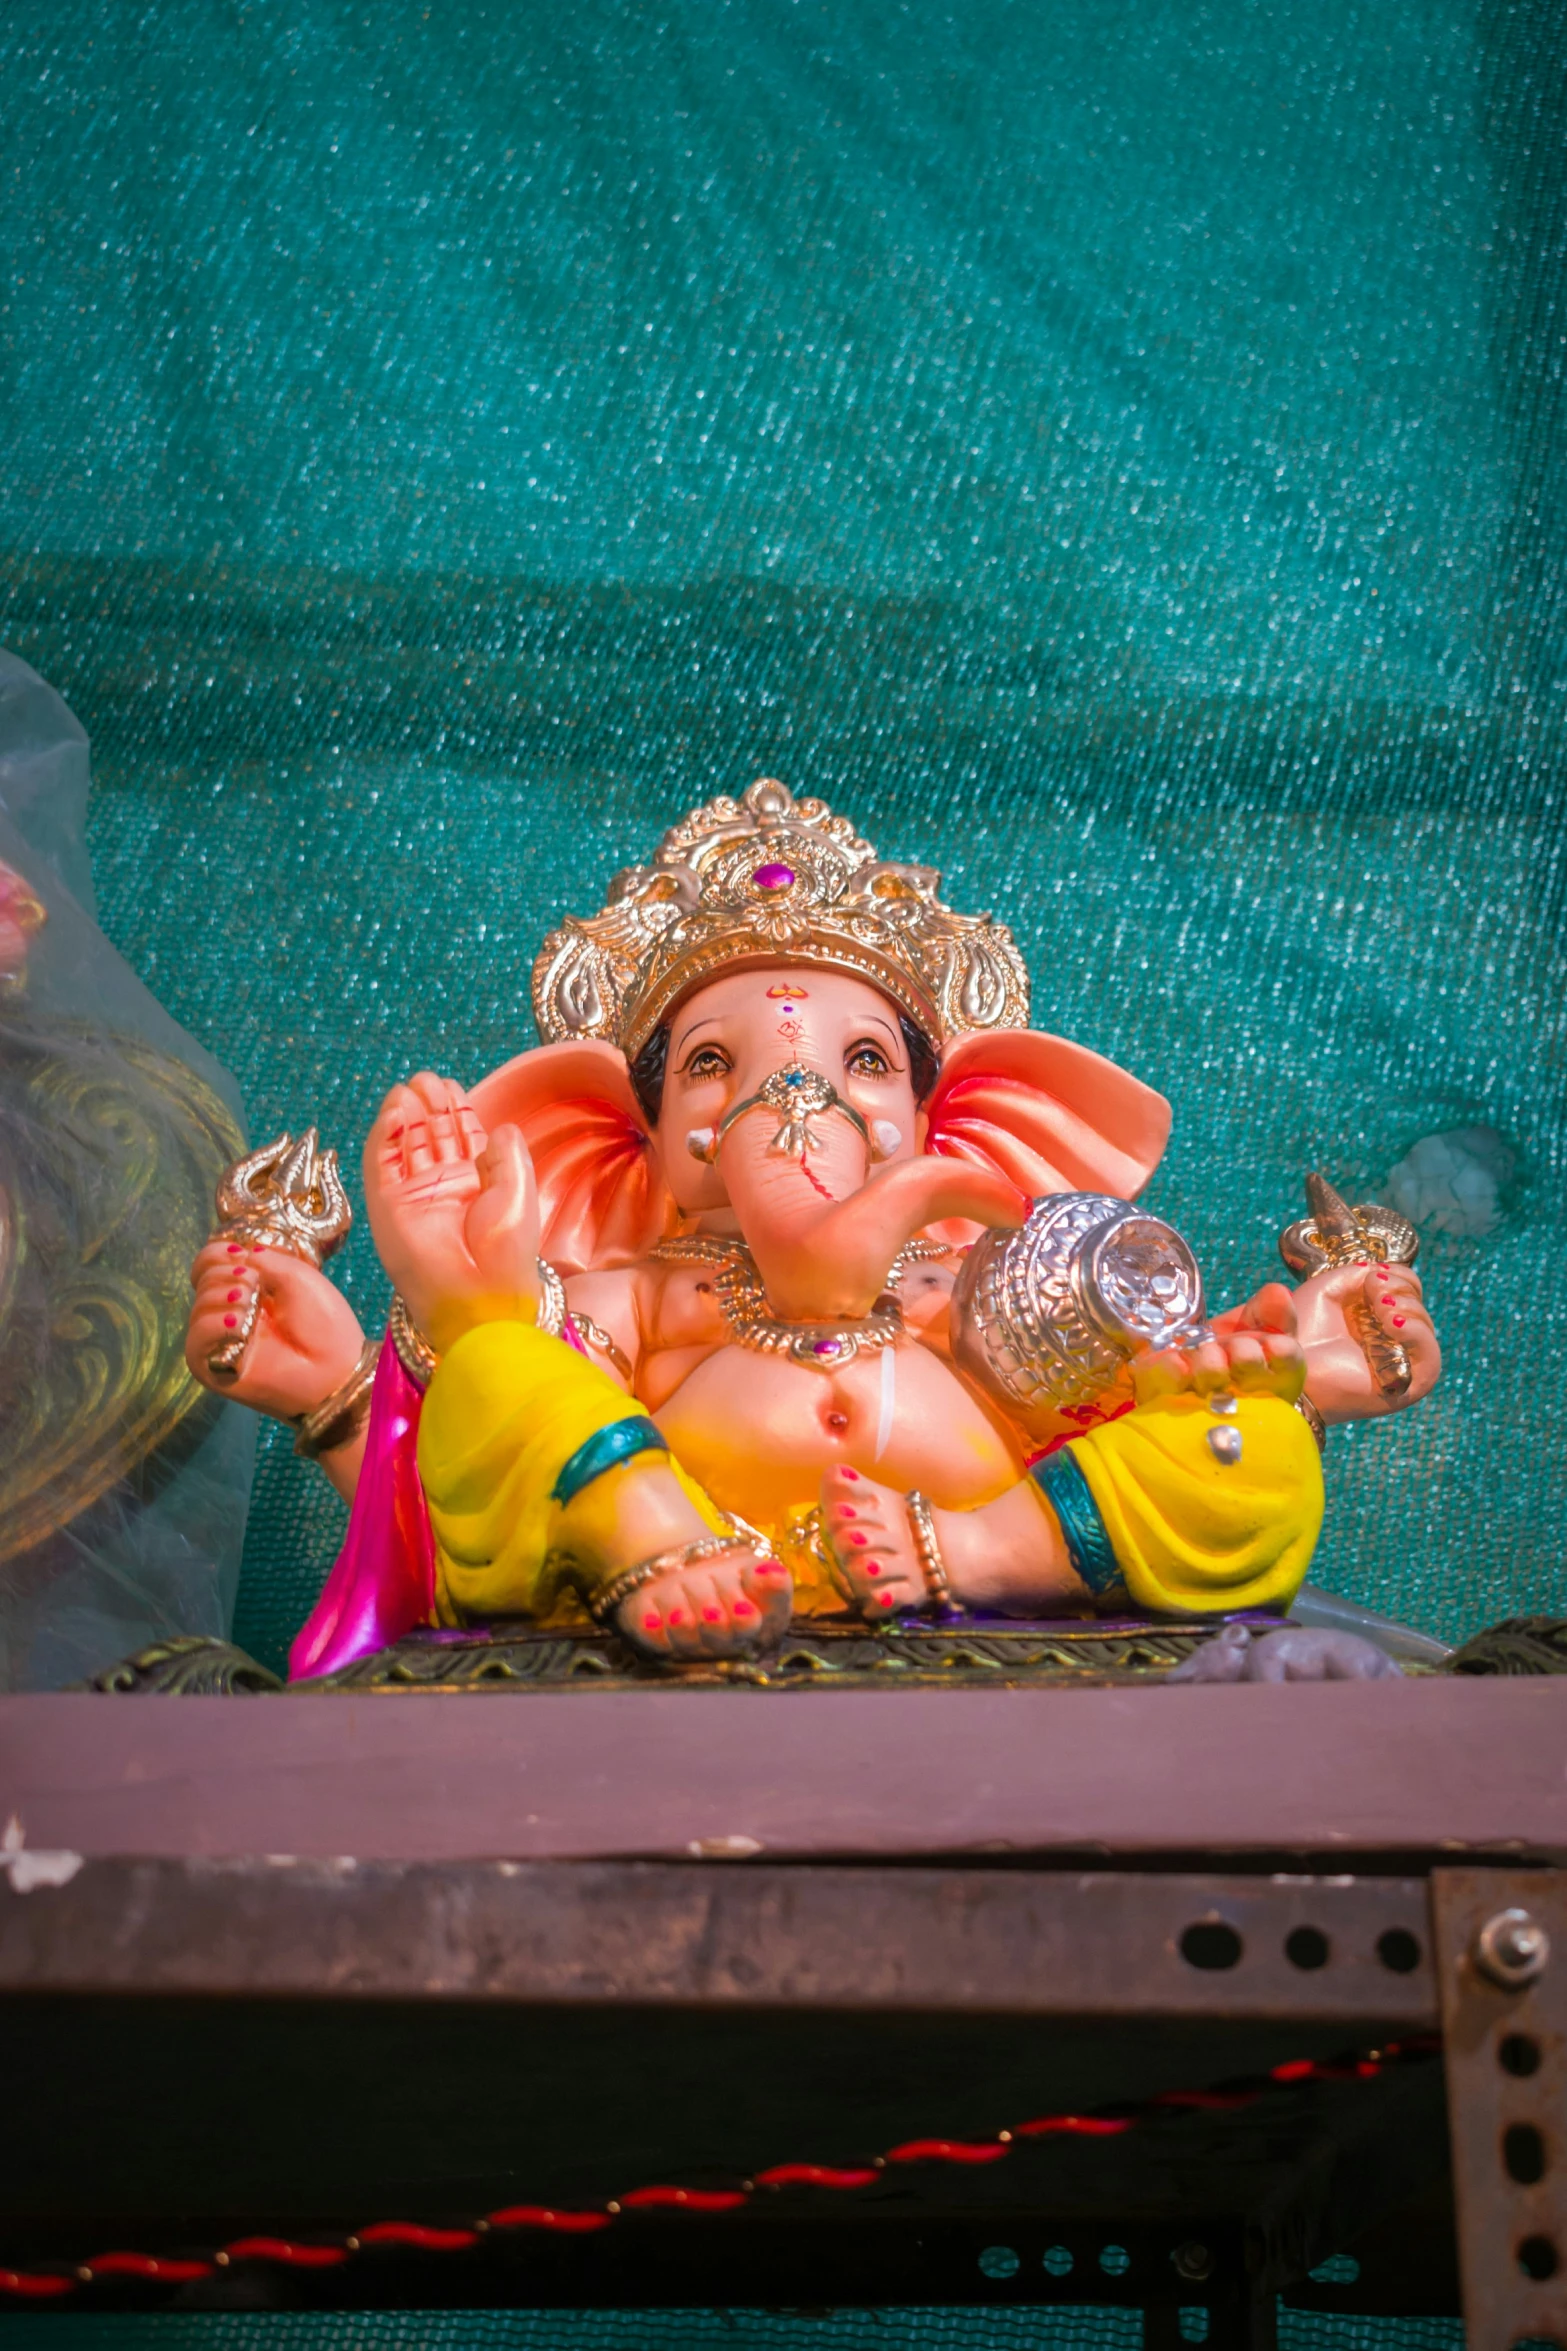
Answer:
[716,1105,1027,1319]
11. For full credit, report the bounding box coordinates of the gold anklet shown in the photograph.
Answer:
[905,1490,954,1612]
[588,1525,771,1626]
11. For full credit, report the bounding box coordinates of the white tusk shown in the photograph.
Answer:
[685,1128,718,1164]
[870,1120,904,1159]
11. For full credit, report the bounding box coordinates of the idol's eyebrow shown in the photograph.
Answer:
[671,1012,730,1063]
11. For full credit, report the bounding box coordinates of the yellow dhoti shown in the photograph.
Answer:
[416,1320,724,1627]
[1035,1393,1323,1616]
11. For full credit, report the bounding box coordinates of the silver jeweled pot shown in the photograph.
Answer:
[950,1191,1208,1418]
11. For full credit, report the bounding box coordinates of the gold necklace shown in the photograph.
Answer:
[649,1233,951,1369]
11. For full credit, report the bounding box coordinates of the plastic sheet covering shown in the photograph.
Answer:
[0,653,254,1690]
[0,0,1563,1689]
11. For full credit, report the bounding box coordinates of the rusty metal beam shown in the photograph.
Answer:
[1433,1868,1567,2350]
[0,1857,1440,2020]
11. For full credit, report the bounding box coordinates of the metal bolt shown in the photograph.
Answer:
[1474,1908,1550,1990]
[1207,1425,1243,1464]
[1172,2240,1214,2281]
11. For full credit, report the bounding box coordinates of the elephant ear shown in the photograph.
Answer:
[923,1029,1171,1248]
[470,1039,674,1274]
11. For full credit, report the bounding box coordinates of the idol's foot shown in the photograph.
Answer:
[820,1463,1087,1618]
[616,1546,794,1662]
[556,1457,793,1662]
[820,1465,926,1616]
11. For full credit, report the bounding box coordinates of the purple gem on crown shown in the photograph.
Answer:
[813,1338,842,1357]
[753,862,796,891]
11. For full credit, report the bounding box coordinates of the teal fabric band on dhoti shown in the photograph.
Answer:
[1031,1446,1122,1598]
[550,1417,668,1507]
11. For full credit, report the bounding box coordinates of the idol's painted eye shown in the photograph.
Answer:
[845,1039,895,1079]
[683,1044,733,1081]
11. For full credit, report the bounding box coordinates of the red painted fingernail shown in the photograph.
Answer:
[879,1592,895,1608]
[642,1612,661,1630]
[702,1606,721,1623]
[226,1289,243,1303]
[668,1609,685,1626]
[222,1314,238,1328]
[1392,1316,1406,1328]
[840,1507,856,1520]
[1376,1263,1390,1274]
[1381,1294,1396,1305]
[867,1563,881,1577]
[227,1243,242,1255]
[850,1532,868,1547]
[842,1469,860,1481]
[734,1600,755,1618]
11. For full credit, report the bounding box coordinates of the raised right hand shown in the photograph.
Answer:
[362,1071,541,1352]
[185,1241,366,1421]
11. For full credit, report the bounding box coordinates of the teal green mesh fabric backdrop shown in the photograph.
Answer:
[2,3,1562,2343]
[3,0,1563,1678]
[0,2311,1467,2350]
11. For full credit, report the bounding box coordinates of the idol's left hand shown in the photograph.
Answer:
[1131,1282,1306,1407]
[1290,1261,1440,1423]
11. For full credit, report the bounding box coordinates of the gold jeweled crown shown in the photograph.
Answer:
[532,778,1031,1055]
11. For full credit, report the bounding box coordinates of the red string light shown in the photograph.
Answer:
[1011,2115,1134,2139]
[0,2035,1440,2303]
[0,2272,73,2300]
[752,2164,881,2189]
[80,2255,214,2283]
[617,2188,750,2212]
[486,2207,613,2234]
[223,2239,351,2269]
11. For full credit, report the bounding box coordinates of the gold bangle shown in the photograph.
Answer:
[906,1490,953,1613]
[388,1294,439,1388]
[570,1311,633,1382]
[1296,1393,1327,1451]
[389,1258,568,1391]
[292,1339,381,1459]
[536,1257,568,1338]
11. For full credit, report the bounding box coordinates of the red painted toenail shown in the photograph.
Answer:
[227,1244,242,1254]
[850,1532,868,1546]
[1381,1294,1396,1304]
[867,1563,881,1577]
[223,1315,238,1328]
[227,1289,242,1303]
[1392,1315,1406,1327]
[734,1600,755,1617]
[703,1607,721,1622]
[668,1609,685,1625]
[642,1612,661,1629]
[840,1507,856,1519]
[842,1469,860,1481]
[879,1592,894,1608]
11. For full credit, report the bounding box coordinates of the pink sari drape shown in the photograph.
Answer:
[287,1341,436,1681]
[287,1315,593,1682]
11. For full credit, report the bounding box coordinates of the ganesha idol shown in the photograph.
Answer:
[184,779,1440,1681]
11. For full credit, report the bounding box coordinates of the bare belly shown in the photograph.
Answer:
[650,1338,1024,1524]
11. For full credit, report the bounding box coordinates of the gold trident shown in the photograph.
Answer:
[204,1129,352,1382]
[1278,1170,1419,1399]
